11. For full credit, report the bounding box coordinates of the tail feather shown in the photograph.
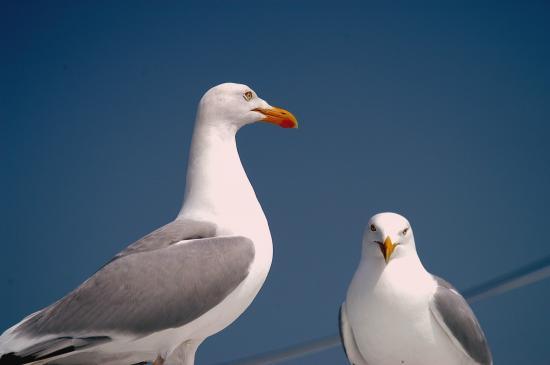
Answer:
[0,336,111,365]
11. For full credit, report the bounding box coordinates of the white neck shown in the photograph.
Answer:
[177,117,269,241]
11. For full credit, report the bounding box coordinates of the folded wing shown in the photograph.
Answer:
[429,276,492,365]
[3,219,255,364]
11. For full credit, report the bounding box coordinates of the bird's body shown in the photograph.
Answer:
[0,83,297,365]
[344,261,469,365]
[340,213,491,365]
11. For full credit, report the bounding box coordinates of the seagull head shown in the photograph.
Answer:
[197,83,298,129]
[363,212,416,264]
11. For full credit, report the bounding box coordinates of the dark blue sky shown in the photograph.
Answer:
[2,1,549,364]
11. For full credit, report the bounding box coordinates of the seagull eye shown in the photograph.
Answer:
[370,224,377,232]
[402,227,409,235]
[243,91,253,101]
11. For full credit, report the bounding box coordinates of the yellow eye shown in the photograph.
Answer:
[243,91,253,101]
[370,224,377,232]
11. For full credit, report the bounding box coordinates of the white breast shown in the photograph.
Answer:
[346,259,473,365]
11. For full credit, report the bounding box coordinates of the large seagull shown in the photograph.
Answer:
[340,212,492,365]
[0,83,297,365]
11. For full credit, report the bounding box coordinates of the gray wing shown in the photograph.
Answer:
[15,220,254,338]
[339,303,369,365]
[429,276,492,365]
[114,218,217,258]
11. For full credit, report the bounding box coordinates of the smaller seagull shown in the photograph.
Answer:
[340,212,492,365]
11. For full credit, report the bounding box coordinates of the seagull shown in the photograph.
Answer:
[0,83,298,365]
[339,212,492,365]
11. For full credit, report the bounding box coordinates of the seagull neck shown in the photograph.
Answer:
[178,120,266,236]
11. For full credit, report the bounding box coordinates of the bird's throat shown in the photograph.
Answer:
[178,122,266,236]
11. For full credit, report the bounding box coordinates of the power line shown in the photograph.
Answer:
[216,254,550,365]
[462,255,550,304]
[215,336,340,365]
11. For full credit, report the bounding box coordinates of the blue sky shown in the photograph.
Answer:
[1,1,549,364]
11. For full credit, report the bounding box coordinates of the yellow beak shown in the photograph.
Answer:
[380,236,396,263]
[253,107,298,129]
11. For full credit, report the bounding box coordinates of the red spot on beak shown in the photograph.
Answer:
[280,119,296,128]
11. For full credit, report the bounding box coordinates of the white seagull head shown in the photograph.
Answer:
[197,83,298,130]
[362,212,417,264]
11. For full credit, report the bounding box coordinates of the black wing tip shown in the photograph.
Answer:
[0,336,111,365]
[0,353,25,365]
[0,345,76,365]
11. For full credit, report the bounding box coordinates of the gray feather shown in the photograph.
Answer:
[114,218,217,259]
[430,276,492,365]
[15,219,254,337]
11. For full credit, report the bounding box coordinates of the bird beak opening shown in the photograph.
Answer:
[253,107,298,129]
[379,236,396,263]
